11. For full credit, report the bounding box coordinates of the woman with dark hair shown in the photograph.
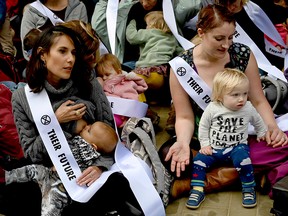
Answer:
[6,25,143,216]
[58,20,100,71]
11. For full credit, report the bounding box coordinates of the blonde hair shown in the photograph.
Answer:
[212,68,249,102]
[144,11,171,33]
[96,53,122,76]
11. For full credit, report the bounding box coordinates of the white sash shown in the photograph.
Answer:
[169,56,288,133]
[244,1,287,70]
[169,57,211,110]
[107,96,148,118]
[162,0,194,50]
[30,0,64,25]
[234,23,287,82]
[184,1,287,75]
[106,0,119,55]
[31,0,109,56]
[25,85,164,215]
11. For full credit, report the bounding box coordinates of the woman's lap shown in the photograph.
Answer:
[249,131,288,187]
[159,134,288,194]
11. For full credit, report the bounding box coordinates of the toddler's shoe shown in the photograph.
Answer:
[242,187,257,208]
[186,189,205,209]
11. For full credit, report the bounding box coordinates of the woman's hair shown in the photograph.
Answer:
[196,4,235,33]
[96,53,122,76]
[26,25,92,97]
[144,11,171,33]
[212,68,249,102]
[58,20,100,69]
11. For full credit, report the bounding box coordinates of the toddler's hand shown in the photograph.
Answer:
[199,146,212,155]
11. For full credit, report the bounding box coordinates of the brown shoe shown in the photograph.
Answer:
[146,107,160,126]
[165,104,175,135]
[170,178,191,200]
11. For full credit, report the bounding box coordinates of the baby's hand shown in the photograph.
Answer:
[256,135,266,142]
[199,146,212,155]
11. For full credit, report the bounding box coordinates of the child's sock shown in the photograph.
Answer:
[193,186,204,192]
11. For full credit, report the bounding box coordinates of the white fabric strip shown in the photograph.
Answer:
[244,1,287,70]
[114,143,165,216]
[169,56,288,133]
[30,1,64,25]
[25,86,164,215]
[169,56,211,110]
[25,85,89,201]
[106,0,119,55]
[162,0,194,50]
[234,23,286,82]
[31,0,109,56]
[183,1,287,73]
[107,96,148,118]
[244,1,285,48]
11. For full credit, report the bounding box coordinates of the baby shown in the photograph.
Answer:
[5,120,118,216]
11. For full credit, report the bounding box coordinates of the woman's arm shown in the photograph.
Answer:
[245,51,288,147]
[11,89,50,164]
[165,70,195,177]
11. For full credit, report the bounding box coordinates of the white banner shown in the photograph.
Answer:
[244,1,287,71]
[106,0,119,55]
[30,0,64,25]
[234,24,286,82]
[169,56,211,110]
[107,96,148,118]
[162,0,194,50]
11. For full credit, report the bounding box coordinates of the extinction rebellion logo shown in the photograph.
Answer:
[177,67,186,76]
[41,115,51,125]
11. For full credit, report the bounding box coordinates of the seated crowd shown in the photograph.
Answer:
[0,0,288,215]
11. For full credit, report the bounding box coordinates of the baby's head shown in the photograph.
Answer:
[23,28,42,58]
[212,68,249,110]
[144,11,171,33]
[80,121,118,154]
[96,53,122,81]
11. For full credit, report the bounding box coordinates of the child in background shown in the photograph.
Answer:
[5,119,118,216]
[126,11,183,98]
[186,68,267,209]
[23,28,41,58]
[96,53,148,128]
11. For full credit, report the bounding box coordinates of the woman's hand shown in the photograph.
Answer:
[265,127,288,147]
[55,100,86,123]
[165,141,190,177]
[76,166,103,187]
[199,146,212,155]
